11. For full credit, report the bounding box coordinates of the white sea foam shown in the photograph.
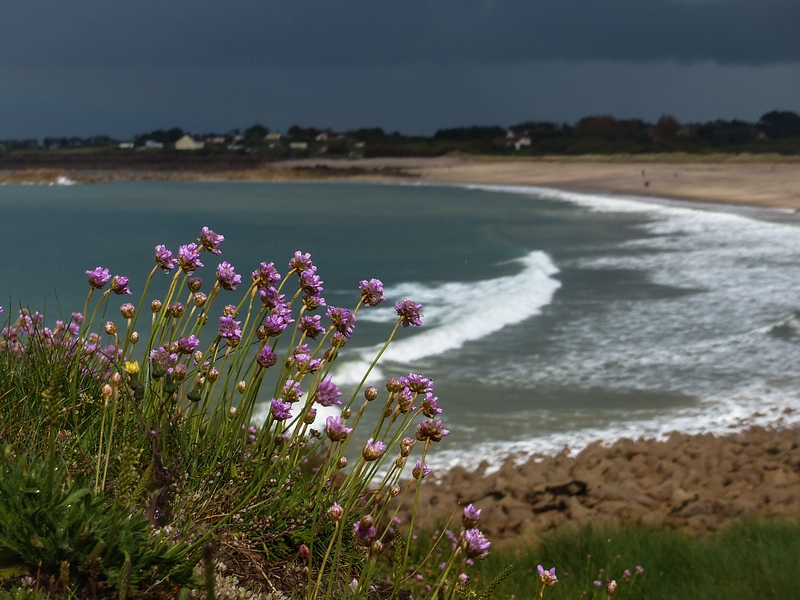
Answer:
[332,250,561,384]
[419,183,800,472]
[426,380,800,475]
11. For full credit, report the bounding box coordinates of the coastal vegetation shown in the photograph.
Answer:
[0,229,509,599]
[457,519,800,600]
[2,111,800,164]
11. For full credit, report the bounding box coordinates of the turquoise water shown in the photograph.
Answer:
[3,181,800,471]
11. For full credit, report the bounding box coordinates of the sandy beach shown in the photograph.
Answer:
[269,154,800,210]
[3,153,800,210]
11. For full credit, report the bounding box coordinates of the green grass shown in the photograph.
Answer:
[459,519,800,600]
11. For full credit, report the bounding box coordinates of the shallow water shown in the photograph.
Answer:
[2,180,800,472]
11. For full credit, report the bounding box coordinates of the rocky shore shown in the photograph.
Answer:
[398,427,800,545]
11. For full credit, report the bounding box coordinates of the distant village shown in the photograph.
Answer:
[2,111,800,157]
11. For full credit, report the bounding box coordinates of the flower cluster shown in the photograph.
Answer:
[3,225,461,598]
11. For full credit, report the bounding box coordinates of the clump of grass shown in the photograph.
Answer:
[0,227,502,599]
[458,519,800,600]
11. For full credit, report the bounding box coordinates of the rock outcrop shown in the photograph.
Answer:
[396,427,800,542]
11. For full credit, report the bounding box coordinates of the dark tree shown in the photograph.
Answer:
[508,121,568,140]
[244,124,269,140]
[573,116,648,142]
[134,128,184,145]
[352,128,386,140]
[758,111,800,139]
[694,120,759,144]
[653,115,681,141]
[433,126,505,141]
[287,125,322,140]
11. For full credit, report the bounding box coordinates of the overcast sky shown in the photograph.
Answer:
[1,1,799,138]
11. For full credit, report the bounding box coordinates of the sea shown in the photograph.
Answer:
[3,180,800,473]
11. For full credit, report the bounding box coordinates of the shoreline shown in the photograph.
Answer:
[4,155,800,541]
[3,153,800,211]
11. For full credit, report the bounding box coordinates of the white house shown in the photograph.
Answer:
[289,141,308,150]
[144,140,164,149]
[118,142,134,149]
[266,132,282,140]
[514,137,531,151]
[175,135,205,151]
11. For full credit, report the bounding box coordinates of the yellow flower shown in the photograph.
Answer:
[124,361,140,375]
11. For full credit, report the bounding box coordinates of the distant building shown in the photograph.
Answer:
[289,141,308,150]
[514,137,531,151]
[207,136,226,145]
[266,132,282,140]
[175,135,205,151]
[315,132,329,141]
[354,141,365,149]
[118,142,134,149]
[144,140,164,149]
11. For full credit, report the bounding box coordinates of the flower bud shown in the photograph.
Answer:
[370,540,384,554]
[226,337,240,348]
[400,437,415,457]
[386,377,405,393]
[102,384,113,401]
[236,380,247,394]
[193,350,204,364]
[327,502,344,521]
[187,379,204,402]
[223,304,237,317]
[341,407,351,419]
[150,299,163,313]
[172,364,187,383]
[388,485,400,497]
[104,321,117,335]
[110,372,122,388]
[303,409,317,424]
[359,514,374,529]
[607,581,617,597]
[337,456,348,469]
[395,456,406,469]
[299,544,310,559]
[229,406,237,416]
[120,303,135,319]
[193,292,207,307]
[256,325,268,341]
[373,493,383,504]
[130,331,139,344]
[323,347,337,361]
[188,277,203,293]
[364,386,378,401]
[169,302,185,318]
[330,332,346,347]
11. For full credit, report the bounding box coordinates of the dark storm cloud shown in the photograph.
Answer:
[1,0,798,68]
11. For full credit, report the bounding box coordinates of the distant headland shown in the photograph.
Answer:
[3,111,800,211]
